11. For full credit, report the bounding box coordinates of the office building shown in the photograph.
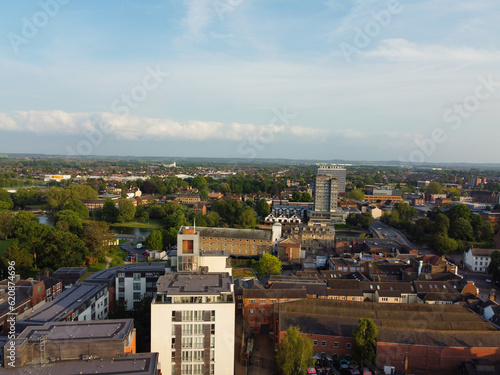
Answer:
[316,164,346,193]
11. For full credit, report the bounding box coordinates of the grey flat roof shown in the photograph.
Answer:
[17,319,133,343]
[3,353,159,375]
[21,282,106,323]
[197,227,272,241]
[84,263,168,284]
[157,272,232,295]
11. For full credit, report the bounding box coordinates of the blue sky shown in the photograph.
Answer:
[0,0,499,163]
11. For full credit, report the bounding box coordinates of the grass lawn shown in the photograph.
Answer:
[0,239,13,257]
[87,263,107,272]
[110,219,163,229]
[232,268,256,278]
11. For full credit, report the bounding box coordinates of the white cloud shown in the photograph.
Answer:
[0,110,326,143]
[184,0,214,36]
[365,39,500,62]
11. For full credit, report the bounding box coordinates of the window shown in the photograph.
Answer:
[237,303,242,309]
[133,292,141,300]
[321,341,326,347]
[259,309,265,314]
[346,343,352,349]
[238,295,242,300]
[260,299,266,304]
[249,309,255,314]
[133,283,141,291]
[249,299,256,304]
[381,297,388,302]
[133,273,141,281]
[333,342,339,348]
[313,340,318,346]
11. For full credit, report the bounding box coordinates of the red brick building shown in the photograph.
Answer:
[275,299,500,375]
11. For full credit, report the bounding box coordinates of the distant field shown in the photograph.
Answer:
[0,239,13,257]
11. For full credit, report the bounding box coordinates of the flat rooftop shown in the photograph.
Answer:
[156,272,232,295]
[84,262,168,284]
[197,227,272,241]
[3,353,159,375]
[17,319,133,343]
[20,282,106,324]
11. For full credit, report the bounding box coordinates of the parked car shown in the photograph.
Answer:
[143,251,149,256]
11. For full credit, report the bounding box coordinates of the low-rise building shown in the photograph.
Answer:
[4,319,136,368]
[275,299,500,375]
[464,248,497,273]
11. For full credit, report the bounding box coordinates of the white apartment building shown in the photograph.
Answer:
[151,272,235,375]
[464,248,497,272]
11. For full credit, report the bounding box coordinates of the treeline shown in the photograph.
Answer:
[382,203,495,253]
[0,210,116,278]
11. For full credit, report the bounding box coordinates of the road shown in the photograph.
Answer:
[369,221,417,250]
[119,236,149,263]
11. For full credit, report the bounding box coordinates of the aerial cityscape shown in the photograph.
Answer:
[1,1,500,375]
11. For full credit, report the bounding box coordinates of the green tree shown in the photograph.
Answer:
[218,183,231,194]
[192,176,208,190]
[1,243,34,278]
[445,204,471,224]
[346,212,358,227]
[448,217,473,241]
[54,209,83,235]
[258,253,282,277]
[291,191,302,202]
[102,198,119,222]
[117,199,136,223]
[301,192,313,202]
[0,210,14,240]
[353,318,378,367]
[359,212,374,229]
[277,326,314,375]
[425,182,444,194]
[0,190,13,210]
[433,234,458,254]
[487,250,500,281]
[238,206,257,228]
[255,198,271,217]
[146,230,163,250]
[38,230,89,269]
[62,199,89,218]
[434,213,450,235]
[81,221,115,262]
[346,189,365,201]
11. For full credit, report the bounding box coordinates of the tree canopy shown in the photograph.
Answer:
[277,326,314,375]
[353,318,378,367]
[487,250,500,281]
[258,253,282,277]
